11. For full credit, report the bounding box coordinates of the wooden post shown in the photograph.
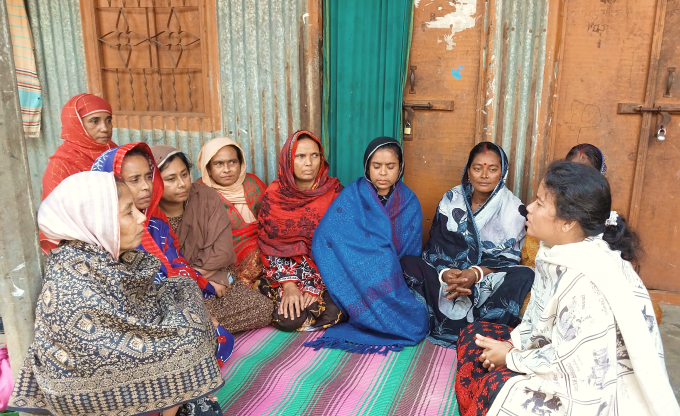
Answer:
[0,0,43,383]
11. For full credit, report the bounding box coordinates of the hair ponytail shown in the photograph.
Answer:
[602,215,643,263]
[543,161,643,263]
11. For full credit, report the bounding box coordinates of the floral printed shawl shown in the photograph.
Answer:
[8,242,222,416]
[423,142,526,273]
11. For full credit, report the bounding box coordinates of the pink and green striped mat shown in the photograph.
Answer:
[216,326,460,415]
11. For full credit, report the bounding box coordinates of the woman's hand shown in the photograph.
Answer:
[280,282,304,320]
[210,314,219,329]
[301,291,319,309]
[475,334,513,370]
[212,281,230,298]
[443,269,477,299]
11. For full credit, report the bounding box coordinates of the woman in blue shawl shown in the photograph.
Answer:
[305,137,428,354]
[400,141,534,348]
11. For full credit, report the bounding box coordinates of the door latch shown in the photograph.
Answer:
[618,103,679,142]
[402,100,454,140]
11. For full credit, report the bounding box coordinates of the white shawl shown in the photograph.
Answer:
[489,237,679,416]
[38,171,120,258]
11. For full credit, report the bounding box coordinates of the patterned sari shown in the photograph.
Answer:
[196,173,266,285]
[457,237,677,416]
[9,171,222,416]
[9,242,223,416]
[400,142,534,348]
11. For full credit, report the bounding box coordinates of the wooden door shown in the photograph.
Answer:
[633,0,680,291]
[402,0,484,241]
[550,0,680,292]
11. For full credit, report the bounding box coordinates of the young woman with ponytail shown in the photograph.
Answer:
[455,161,677,416]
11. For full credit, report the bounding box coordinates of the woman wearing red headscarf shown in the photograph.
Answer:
[40,93,117,253]
[258,131,346,332]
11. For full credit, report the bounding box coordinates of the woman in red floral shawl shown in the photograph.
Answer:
[40,93,117,253]
[258,131,346,332]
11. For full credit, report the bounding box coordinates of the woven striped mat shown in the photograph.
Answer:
[216,326,459,416]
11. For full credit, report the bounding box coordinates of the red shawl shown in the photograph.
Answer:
[42,93,117,200]
[197,173,266,264]
[257,131,342,260]
[40,94,116,253]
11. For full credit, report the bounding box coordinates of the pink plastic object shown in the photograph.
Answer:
[0,345,13,411]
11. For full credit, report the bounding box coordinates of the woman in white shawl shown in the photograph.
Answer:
[455,161,678,416]
[8,171,224,416]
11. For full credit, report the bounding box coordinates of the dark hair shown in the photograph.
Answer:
[565,143,604,172]
[159,152,193,173]
[467,141,502,168]
[227,145,244,165]
[369,143,403,166]
[543,161,642,262]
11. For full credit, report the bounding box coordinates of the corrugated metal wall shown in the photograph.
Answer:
[216,0,321,184]
[25,0,88,205]
[481,0,550,201]
[24,0,321,203]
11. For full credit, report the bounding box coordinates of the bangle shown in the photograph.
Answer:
[471,266,484,283]
[470,268,480,283]
[438,268,451,285]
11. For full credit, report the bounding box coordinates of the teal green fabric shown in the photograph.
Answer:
[322,0,413,185]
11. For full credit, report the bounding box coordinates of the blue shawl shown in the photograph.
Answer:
[305,178,428,354]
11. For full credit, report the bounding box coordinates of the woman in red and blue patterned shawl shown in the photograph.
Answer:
[92,142,216,297]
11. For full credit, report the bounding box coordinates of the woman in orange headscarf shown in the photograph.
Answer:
[40,93,117,253]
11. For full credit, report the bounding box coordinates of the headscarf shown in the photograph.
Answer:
[42,93,116,200]
[92,142,163,228]
[258,131,342,259]
[196,137,257,223]
[150,144,181,170]
[38,171,120,258]
[92,143,216,295]
[423,141,527,272]
[363,136,405,204]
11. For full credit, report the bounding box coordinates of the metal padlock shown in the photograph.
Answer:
[658,126,667,142]
[404,121,412,135]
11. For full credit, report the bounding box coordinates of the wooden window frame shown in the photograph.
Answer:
[79,0,222,132]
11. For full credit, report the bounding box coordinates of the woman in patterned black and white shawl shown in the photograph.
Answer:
[456,161,678,416]
[401,142,534,348]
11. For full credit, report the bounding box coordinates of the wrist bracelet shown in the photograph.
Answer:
[438,268,450,285]
[471,266,484,283]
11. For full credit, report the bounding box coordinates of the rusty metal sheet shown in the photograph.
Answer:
[479,0,550,201]
[24,0,88,206]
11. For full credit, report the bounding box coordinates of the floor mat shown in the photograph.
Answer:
[216,326,459,415]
